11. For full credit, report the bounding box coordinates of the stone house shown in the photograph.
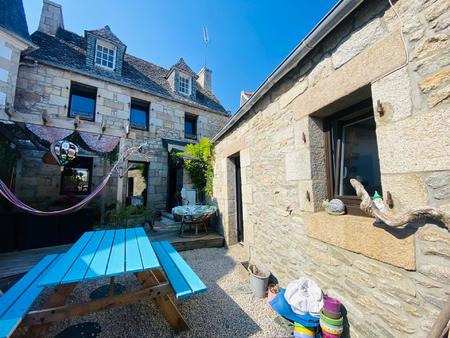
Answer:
[0,0,229,213]
[0,0,36,118]
[212,0,450,336]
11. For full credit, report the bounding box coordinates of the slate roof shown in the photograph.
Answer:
[167,58,198,78]
[25,29,227,115]
[85,25,125,46]
[0,0,31,42]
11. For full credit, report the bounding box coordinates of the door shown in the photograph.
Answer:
[167,150,183,210]
[234,156,244,243]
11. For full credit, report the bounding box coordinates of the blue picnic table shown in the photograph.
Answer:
[0,227,207,338]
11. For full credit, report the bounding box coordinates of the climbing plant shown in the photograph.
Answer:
[175,137,214,199]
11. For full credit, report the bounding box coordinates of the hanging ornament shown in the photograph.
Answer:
[50,140,79,169]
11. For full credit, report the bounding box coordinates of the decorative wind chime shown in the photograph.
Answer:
[50,140,79,170]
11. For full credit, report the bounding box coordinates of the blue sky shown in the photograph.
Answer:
[23,0,338,113]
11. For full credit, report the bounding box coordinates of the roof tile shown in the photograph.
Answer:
[26,29,227,114]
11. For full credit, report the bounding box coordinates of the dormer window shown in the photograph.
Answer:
[95,40,116,70]
[178,73,191,96]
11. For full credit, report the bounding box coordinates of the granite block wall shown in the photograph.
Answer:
[213,0,450,336]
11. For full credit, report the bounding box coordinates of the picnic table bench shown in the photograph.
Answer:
[0,227,206,338]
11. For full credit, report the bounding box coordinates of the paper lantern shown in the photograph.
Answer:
[50,140,79,167]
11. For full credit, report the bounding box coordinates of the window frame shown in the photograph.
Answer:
[323,98,380,216]
[68,82,97,121]
[95,39,116,70]
[184,113,198,140]
[130,98,150,131]
[178,73,191,96]
[60,156,93,195]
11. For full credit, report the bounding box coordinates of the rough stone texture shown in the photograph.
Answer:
[304,212,416,270]
[0,31,27,114]
[9,63,228,210]
[213,0,450,336]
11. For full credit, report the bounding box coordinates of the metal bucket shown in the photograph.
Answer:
[248,264,270,298]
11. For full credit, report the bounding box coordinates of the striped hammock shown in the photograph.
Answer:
[0,174,111,216]
[0,143,147,216]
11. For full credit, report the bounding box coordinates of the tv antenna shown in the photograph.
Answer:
[203,26,209,67]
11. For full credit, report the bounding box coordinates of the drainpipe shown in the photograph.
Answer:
[212,0,364,142]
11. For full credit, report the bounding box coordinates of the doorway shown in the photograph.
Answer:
[167,150,183,210]
[126,161,149,207]
[234,156,244,243]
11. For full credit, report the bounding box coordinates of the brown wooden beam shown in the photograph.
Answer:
[23,282,77,337]
[135,270,189,333]
[23,283,169,327]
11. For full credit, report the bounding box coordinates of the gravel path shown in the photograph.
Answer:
[40,247,290,338]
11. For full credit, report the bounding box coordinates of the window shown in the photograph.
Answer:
[184,113,197,139]
[130,99,149,130]
[68,82,97,121]
[324,99,382,215]
[95,40,116,69]
[60,157,93,195]
[178,74,191,95]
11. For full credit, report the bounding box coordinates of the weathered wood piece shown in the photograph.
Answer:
[23,283,170,326]
[350,178,450,232]
[24,282,77,337]
[135,270,189,333]
[351,179,450,337]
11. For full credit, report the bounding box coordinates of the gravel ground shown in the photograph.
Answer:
[38,247,290,338]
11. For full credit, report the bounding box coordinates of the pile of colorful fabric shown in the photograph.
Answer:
[268,277,343,337]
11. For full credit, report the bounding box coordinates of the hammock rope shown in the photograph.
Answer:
[0,144,147,216]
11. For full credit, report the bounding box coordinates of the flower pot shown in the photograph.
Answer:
[323,295,341,314]
[320,309,343,327]
[248,264,270,298]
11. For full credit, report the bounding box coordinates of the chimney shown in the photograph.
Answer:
[240,91,253,107]
[38,0,64,36]
[197,67,212,92]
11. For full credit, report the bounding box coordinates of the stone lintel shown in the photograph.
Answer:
[291,30,406,120]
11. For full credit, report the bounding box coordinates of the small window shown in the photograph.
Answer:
[68,82,97,121]
[95,40,116,69]
[178,74,191,95]
[324,99,382,215]
[184,113,197,139]
[130,99,149,130]
[60,157,93,195]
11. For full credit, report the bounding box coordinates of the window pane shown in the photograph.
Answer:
[95,43,115,69]
[184,115,197,138]
[339,116,381,196]
[130,107,148,130]
[185,120,194,135]
[70,94,95,120]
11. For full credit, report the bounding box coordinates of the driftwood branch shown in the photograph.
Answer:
[350,178,450,232]
[350,178,450,337]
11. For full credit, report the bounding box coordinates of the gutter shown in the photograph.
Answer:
[212,0,364,142]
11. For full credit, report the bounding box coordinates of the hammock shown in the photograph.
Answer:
[0,144,146,216]
[0,174,111,216]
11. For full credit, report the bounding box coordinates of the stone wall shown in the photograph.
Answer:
[0,30,28,114]
[213,0,450,336]
[6,63,228,210]
[14,150,118,210]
